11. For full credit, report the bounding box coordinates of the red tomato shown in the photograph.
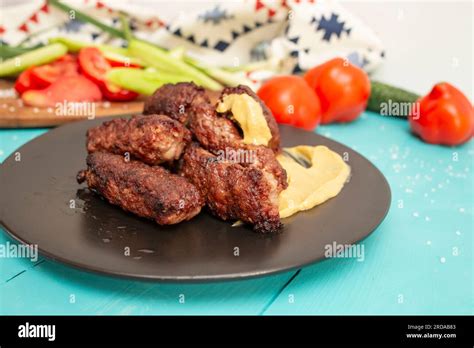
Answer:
[56,54,77,63]
[22,75,102,107]
[101,81,139,102]
[409,82,474,146]
[304,58,371,124]
[78,47,111,85]
[257,76,321,131]
[30,55,79,89]
[14,67,37,95]
[78,47,138,102]
[105,57,141,68]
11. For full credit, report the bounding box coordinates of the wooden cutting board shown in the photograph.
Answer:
[0,80,145,128]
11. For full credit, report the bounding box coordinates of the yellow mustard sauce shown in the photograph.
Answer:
[277,146,350,218]
[219,93,350,219]
[217,94,272,146]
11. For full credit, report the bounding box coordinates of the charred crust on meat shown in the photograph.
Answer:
[143,82,210,124]
[76,170,87,184]
[86,114,191,165]
[180,144,282,234]
[83,83,287,232]
[78,152,204,225]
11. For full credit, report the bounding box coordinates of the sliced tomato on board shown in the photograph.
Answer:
[56,54,77,64]
[78,47,111,85]
[101,81,139,101]
[30,54,79,89]
[105,57,141,68]
[22,75,102,107]
[14,67,38,95]
[78,47,138,101]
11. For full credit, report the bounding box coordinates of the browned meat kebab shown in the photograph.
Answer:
[180,144,282,233]
[187,87,287,192]
[189,110,288,191]
[86,114,191,165]
[77,152,203,225]
[142,82,281,152]
[142,83,288,232]
[143,82,211,124]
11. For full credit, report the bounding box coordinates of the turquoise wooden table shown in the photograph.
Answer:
[0,112,472,315]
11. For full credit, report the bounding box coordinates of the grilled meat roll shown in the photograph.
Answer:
[86,114,191,165]
[143,82,281,152]
[142,82,210,124]
[180,144,282,234]
[77,152,203,225]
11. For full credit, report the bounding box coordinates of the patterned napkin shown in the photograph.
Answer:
[1,0,384,81]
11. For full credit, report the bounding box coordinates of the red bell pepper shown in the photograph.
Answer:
[409,82,474,146]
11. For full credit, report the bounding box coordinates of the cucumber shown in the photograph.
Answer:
[0,43,67,77]
[367,80,420,117]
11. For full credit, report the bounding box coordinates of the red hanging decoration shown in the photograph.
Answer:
[255,0,265,11]
[18,23,29,33]
[30,13,39,23]
[40,3,49,13]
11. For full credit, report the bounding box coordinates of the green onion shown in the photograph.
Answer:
[119,13,133,41]
[0,43,44,60]
[48,0,125,39]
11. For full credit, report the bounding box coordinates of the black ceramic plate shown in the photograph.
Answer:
[0,117,390,282]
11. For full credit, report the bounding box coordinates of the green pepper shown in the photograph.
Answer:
[128,40,222,91]
[48,37,144,66]
[0,43,67,77]
[106,68,193,95]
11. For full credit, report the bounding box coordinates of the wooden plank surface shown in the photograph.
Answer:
[0,80,145,128]
[0,256,297,315]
